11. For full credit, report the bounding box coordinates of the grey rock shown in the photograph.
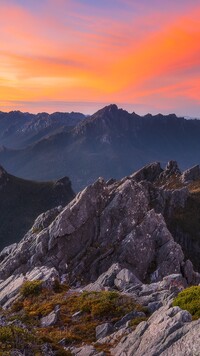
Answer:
[147,301,163,313]
[0,243,17,263]
[96,322,114,340]
[10,352,24,356]
[31,206,63,233]
[183,259,200,285]
[146,182,189,218]
[95,326,130,346]
[114,269,142,291]
[114,311,145,329]
[130,162,163,183]
[118,209,185,282]
[84,263,122,292]
[72,310,83,319]
[40,306,59,327]
[160,160,181,180]
[0,314,7,326]
[137,274,187,309]
[111,305,196,356]
[106,178,116,186]
[182,165,200,183]
[70,345,105,356]
[41,343,55,356]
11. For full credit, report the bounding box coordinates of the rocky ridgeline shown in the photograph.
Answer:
[0,161,200,355]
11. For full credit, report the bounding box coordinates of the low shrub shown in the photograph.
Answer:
[173,286,200,320]
[0,327,13,343]
[20,280,43,298]
[0,325,36,350]
[52,279,69,293]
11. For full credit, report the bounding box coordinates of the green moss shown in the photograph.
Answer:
[173,286,200,320]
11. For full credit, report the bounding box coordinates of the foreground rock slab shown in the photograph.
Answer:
[111,305,200,356]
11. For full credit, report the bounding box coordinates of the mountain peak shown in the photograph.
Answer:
[92,104,120,118]
[103,104,119,112]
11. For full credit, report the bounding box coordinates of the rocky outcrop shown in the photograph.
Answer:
[181,165,200,183]
[84,266,187,315]
[159,160,181,180]
[130,162,163,183]
[111,304,200,356]
[0,170,199,307]
[0,161,200,354]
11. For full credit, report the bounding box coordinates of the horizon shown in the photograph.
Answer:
[0,103,199,119]
[1,1,200,116]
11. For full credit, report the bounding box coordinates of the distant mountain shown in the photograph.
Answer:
[0,110,85,149]
[0,165,75,250]
[1,104,200,191]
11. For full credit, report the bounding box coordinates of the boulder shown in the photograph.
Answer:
[114,311,145,329]
[70,345,105,356]
[114,269,142,291]
[95,327,130,346]
[84,264,122,292]
[40,305,60,327]
[96,323,114,340]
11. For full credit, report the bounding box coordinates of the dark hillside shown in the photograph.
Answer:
[0,166,75,249]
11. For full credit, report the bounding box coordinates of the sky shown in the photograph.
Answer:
[0,0,200,116]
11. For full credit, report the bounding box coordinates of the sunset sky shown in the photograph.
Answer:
[0,0,200,116]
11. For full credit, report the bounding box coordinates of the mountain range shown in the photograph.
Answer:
[1,105,200,191]
[0,110,85,149]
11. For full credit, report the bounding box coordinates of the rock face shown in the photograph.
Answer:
[0,164,199,306]
[111,305,200,356]
[181,165,200,183]
[160,160,181,180]
[130,162,163,183]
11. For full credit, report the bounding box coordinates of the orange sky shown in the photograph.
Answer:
[0,0,200,116]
